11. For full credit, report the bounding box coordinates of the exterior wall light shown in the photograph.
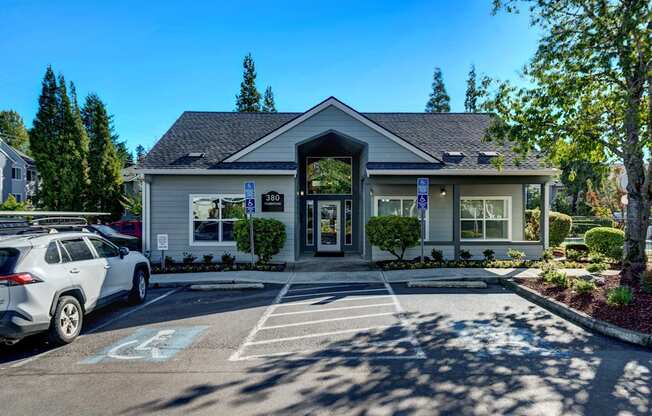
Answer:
[299,190,305,196]
[440,187,447,196]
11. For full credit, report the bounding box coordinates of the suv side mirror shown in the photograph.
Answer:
[119,247,130,259]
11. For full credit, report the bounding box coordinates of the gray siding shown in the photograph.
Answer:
[148,175,296,262]
[238,106,428,163]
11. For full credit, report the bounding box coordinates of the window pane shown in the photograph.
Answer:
[486,220,509,239]
[378,199,401,216]
[222,221,236,241]
[192,197,219,220]
[461,220,483,239]
[90,238,119,258]
[306,200,314,245]
[461,200,483,219]
[345,200,352,245]
[485,200,507,219]
[45,242,60,264]
[193,221,219,241]
[402,199,417,217]
[222,198,245,220]
[307,157,352,194]
[60,239,94,261]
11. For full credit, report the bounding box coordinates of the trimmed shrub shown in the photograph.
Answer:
[573,279,596,294]
[459,249,472,260]
[483,249,495,261]
[202,254,214,264]
[586,262,607,273]
[182,251,197,264]
[607,286,634,306]
[584,227,625,260]
[234,218,287,263]
[564,243,589,254]
[571,216,616,237]
[221,252,235,266]
[430,249,444,263]
[549,212,572,247]
[366,216,420,260]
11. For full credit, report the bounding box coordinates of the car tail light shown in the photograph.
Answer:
[0,273,42,285]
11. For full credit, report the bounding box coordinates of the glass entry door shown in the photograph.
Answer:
[317,201,340,252]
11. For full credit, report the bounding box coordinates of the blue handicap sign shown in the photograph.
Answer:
[80,326,208,364]
[244,181,256,214]
[417,178,429,210]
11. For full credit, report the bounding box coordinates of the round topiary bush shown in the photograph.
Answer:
[366,216,420,260]
[584,227,624,260]
[234,218,286,263]
[549,212,572,247]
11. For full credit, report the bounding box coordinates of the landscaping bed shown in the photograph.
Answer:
[517,274,652,334]
[377,258,587,271]
[150,262,286,274]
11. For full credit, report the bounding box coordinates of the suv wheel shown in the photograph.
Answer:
[128,268,148,305]
[49,296,83,345]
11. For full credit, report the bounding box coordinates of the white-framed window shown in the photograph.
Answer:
[373,196,429,239]
[189,194,245,245]
[460,196,511,241]
[11,167,22,180]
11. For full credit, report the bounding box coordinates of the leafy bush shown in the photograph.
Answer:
[565,249,583,262]
[607,286,634,307]
[221,252,235,266]
[571,216,616,237]
[430,249,444,263]
[507,249,526,261]
[182,252,197,264]
[202,254,214,264]
[542,249,554,261]
[539,263,570,287]
[483,249,495,261]
[234,218,287,263]
[584,227,625,260]
[366,216,420,260]
[549,212,572,247]
[573,279,596,294]
[459,249,472,261]
[588,252,606,263]
[586,262,606,273]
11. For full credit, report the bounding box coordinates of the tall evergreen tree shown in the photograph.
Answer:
[0,110,30,154]
[135,144,146,164]
[82,93,123,219]
[235,53,261,112]
[57,75,90,211]
[425,68,450,113]
[30,66,61,209]
[109,114,133,167]
[464,65,478,112]
[262,86,277,112]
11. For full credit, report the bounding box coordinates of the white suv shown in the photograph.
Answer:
[0,232,150,345]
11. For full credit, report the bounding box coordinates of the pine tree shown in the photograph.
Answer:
[0,110,30,154]
[262,86,277,112]
[109,114,133,167]
[135,144,146,163]
[82,93,124,219]
[464,65,478,112]
[235,53,261,112]
[425,67,450,113]
[30,66,61,209]
[57,75,90,211]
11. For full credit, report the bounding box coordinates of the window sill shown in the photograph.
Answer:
[189,241,237,247]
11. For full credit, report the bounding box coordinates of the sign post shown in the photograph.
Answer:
[157,234,168,271]
[417,178,429,263]
[244,181,256,266]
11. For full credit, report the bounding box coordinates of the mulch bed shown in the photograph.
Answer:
[150,262,286,274]
[518,275,652,334]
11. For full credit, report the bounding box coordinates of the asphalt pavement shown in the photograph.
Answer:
[1,283,651,416]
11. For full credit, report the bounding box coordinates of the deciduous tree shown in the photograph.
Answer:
[0,110,30,154]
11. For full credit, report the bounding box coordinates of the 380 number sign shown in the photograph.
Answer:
[261,191,284,212]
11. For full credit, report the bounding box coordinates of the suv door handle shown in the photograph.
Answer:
[104,265,111,270]
[69,268,80,274]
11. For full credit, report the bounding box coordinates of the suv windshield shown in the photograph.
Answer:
[0,248,20,275]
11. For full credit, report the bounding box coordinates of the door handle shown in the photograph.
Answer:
[69,268,80,274]
[104,265,111,270]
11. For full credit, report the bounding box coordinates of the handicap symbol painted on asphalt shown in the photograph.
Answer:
[81,326,208,364]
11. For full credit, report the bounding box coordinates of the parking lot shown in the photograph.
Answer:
[1,281,651,415]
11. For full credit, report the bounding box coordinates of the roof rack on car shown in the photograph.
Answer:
[0,211,109,236]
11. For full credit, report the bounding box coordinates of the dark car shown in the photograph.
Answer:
[87,224,141,252]
[109,220,142,239]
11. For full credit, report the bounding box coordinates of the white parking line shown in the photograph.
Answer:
[244,325,399,346]
[286,284,381,293]
[283,288,388,299]
[269,303,395,317]
[381,276,427,359]
[277,295,392,307]
[5,287,181,369]
[261,312,396,330]
[239,351,425,361]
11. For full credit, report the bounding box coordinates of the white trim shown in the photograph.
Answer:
[543,182,550,249]
[460,196,512,242]
[189,194,244,246]
[367,168,558,176]
[223,97,438,163]
[137,168,296,176]
[143,180,151,252]
[373,195,430,240]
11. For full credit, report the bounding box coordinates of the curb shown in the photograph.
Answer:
[407,280,488,289]
[500,278,652,348]
[189,283,264,291]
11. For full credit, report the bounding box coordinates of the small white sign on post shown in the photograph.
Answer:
[157,234,169,251]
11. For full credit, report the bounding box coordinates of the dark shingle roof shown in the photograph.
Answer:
[142,110,543,171]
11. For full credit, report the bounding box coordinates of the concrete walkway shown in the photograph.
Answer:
[150,267,593,286]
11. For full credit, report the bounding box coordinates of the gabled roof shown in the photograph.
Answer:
[142,97,547,173]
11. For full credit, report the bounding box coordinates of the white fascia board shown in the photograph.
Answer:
[137,168,297,176]
[223,97,438,163]
[366,168,558,176]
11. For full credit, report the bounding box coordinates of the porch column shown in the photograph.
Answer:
[453,184,460,260]
[540,182,550,249]
[142,176,151,254]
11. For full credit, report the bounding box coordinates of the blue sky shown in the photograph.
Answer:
[0,0,538,154]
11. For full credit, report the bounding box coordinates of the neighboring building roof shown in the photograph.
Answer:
[142,98,547,172]
[14,148,35,167]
